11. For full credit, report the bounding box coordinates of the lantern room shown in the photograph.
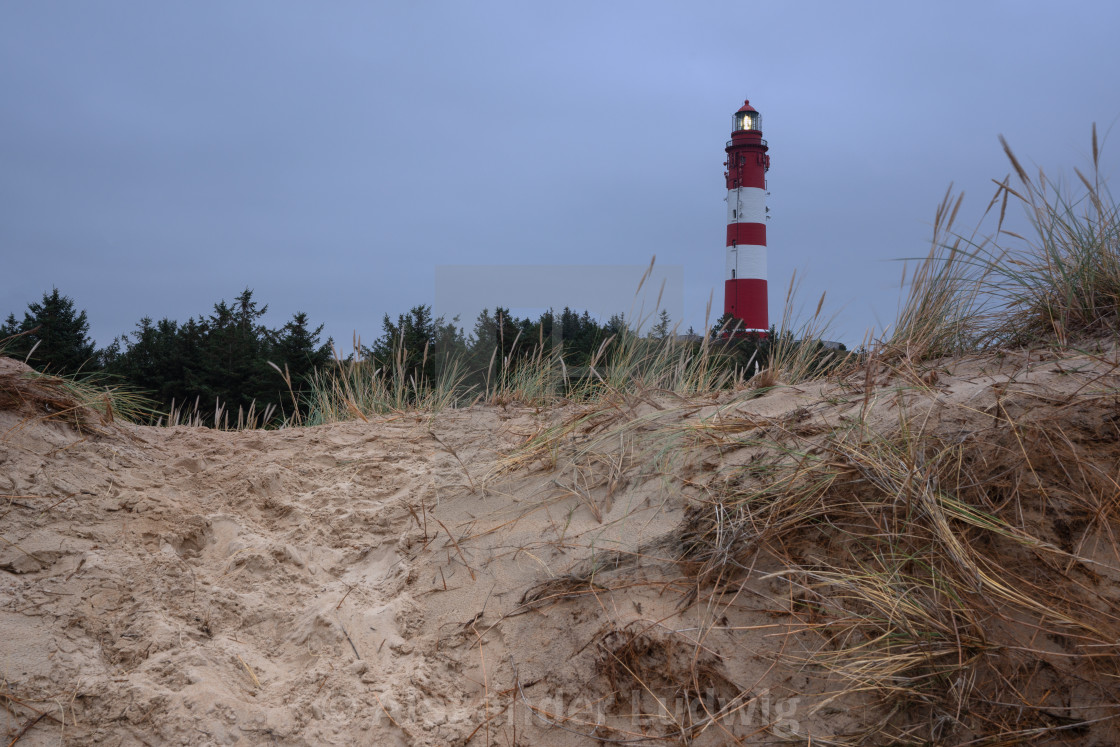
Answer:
[732,101,761,132]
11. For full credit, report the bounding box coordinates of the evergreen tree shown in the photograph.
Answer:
[711,312,738,338]
[559,307,581,344]
[0,313,21,347]
[535,308,556,352]
[466,308,499,382]
[198,289,274,416]
[554,307,608,365]
[429,315,467,383]
[493,307,522,360]
[110,317,179,401]
[273,312,333,389]
[370,305,464,390]
[1,289,97,373]
[649,310,672,339]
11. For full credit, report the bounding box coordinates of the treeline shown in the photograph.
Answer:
[2,288,333,424]
[2,288,814,426]
[361,304,671,394]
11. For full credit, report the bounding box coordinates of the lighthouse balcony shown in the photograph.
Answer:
[726,138,767,149]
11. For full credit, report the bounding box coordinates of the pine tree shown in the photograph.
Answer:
[274,312,333,386]
[2,289,97,373]
[559,307,580,345]
[711,312,738,338]
[650,310,671,339]
[104,317,191,405]
[200,289,273,417]
[429,315,466,384]
[370,305,465,391]
[535,308,556,352]
[0,313,21,347]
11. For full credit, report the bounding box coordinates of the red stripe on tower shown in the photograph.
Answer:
[723,99,771,333]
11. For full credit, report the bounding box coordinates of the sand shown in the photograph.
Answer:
[3,347,1120,745]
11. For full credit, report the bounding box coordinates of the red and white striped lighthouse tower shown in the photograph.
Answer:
[723,99,771,333]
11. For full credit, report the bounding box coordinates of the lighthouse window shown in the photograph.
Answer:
[734,112,760,131]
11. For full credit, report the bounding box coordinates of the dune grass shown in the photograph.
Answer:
[298,336,471,425]
[990,127,1120,345]
[158,395,279,430]
[678,390,1120,742]
[886,125,1119,362]
[880,187,988,362]
[299,261,842,426]
[753,270,847,387]
[0,342,154,432]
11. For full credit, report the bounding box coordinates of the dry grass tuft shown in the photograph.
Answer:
[990,128,1120,345]
[881,187,988,362]
[0,357,151,434]
[881,125,1119,364]
[757,271,847,387]
[302,337,470,423]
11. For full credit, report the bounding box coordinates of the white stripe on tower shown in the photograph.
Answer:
[726,187,767,228]
[725,245,767,280]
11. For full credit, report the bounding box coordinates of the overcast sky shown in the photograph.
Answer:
[2,2,1118,349]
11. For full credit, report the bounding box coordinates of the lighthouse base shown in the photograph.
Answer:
[724,278,768,333]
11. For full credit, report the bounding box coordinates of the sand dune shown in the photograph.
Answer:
[4,346,1120,745]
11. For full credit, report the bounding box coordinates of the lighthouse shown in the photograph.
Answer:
[723,99,770,333]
